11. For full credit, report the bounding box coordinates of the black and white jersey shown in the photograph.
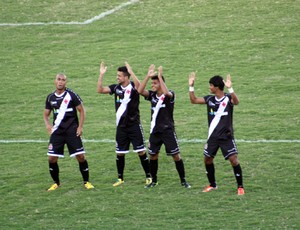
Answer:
[109,81,140,127]
[45,88,82,134]
[204,94,234,138]
[145,90,175,134]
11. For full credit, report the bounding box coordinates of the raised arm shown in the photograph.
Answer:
[125,62,140,90]
[189,72,206,104]
[157,66,172,98]
[138,64,156,97]
[97,61,111,94]
[223,74,239,105]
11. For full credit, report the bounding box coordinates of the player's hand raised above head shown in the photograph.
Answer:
[99,61,107,76]
[189,72,196,86]
[158,66,163,78]
[223,74,232,88]
[147,64,156,78]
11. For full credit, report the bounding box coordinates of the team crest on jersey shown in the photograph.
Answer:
[48,143,53,150]
[64,99,69,104]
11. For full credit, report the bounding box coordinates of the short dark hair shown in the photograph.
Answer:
[209,75,224,90]
[117,66,130,78]
[151,75,165,82]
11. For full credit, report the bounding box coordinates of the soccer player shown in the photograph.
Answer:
[97,61,151,187]
[43,73,94,191]
[188,72,245,195]
[138,65,191,188]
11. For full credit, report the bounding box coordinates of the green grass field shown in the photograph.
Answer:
[1,0,299,229]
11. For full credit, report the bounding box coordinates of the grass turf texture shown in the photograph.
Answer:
[0,0,299,229]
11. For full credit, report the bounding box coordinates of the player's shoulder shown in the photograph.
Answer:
[46,90,55,100]
[66,87,75,93]
[109,84,118,91]
[66,88,79,96]
[204,95,214,101]
[148,90,156,97]
[130,81,135,87]
[225,93,231,98]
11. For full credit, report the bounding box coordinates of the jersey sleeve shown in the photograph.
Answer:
[203,95,210,104]
[144,90,154,101]
[71,91,83,107]
[225,93,233,105]
[45,95,52,110]
[108,84,117,95]
[169,90,175,103]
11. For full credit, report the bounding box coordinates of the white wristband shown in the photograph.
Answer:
[189,86,194,92]
[228,87,234,93]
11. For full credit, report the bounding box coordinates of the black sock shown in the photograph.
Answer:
[139,153,151,178]
[150,159,158,183]
[205,163,216,187]
[116,155,125,180]
[49,162,60,185]
[79,160,89,183]
[175,159,186,183]
[233,164,243,188]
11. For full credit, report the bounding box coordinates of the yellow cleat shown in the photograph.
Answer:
[113,179,124,187]
[84,182,95,189]
[47,183,60,191]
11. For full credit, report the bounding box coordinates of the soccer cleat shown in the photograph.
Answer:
[47,183,60,191]
[181,181,191,188]
[237,187,245,195]
[113,179,124,187]
[145,177,152,186]
[84,182,95,189]
[202,185,218,192]
[144,181,158,188]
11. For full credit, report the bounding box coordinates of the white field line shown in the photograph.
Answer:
[0,0,139,27]
[0,139,300,144]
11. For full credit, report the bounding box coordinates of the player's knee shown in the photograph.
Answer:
[150,153,158,160]
[172,153,181,161]
[204,156,213,164]
[229,154,239,166]
[137,151,146,156]
[48,156,58,163]
[76,154,86,162]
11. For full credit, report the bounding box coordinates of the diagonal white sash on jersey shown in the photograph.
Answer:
[52,92,71,134]
[150,94,165,134]
[116,84,132,126]
[207,96,229,139]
